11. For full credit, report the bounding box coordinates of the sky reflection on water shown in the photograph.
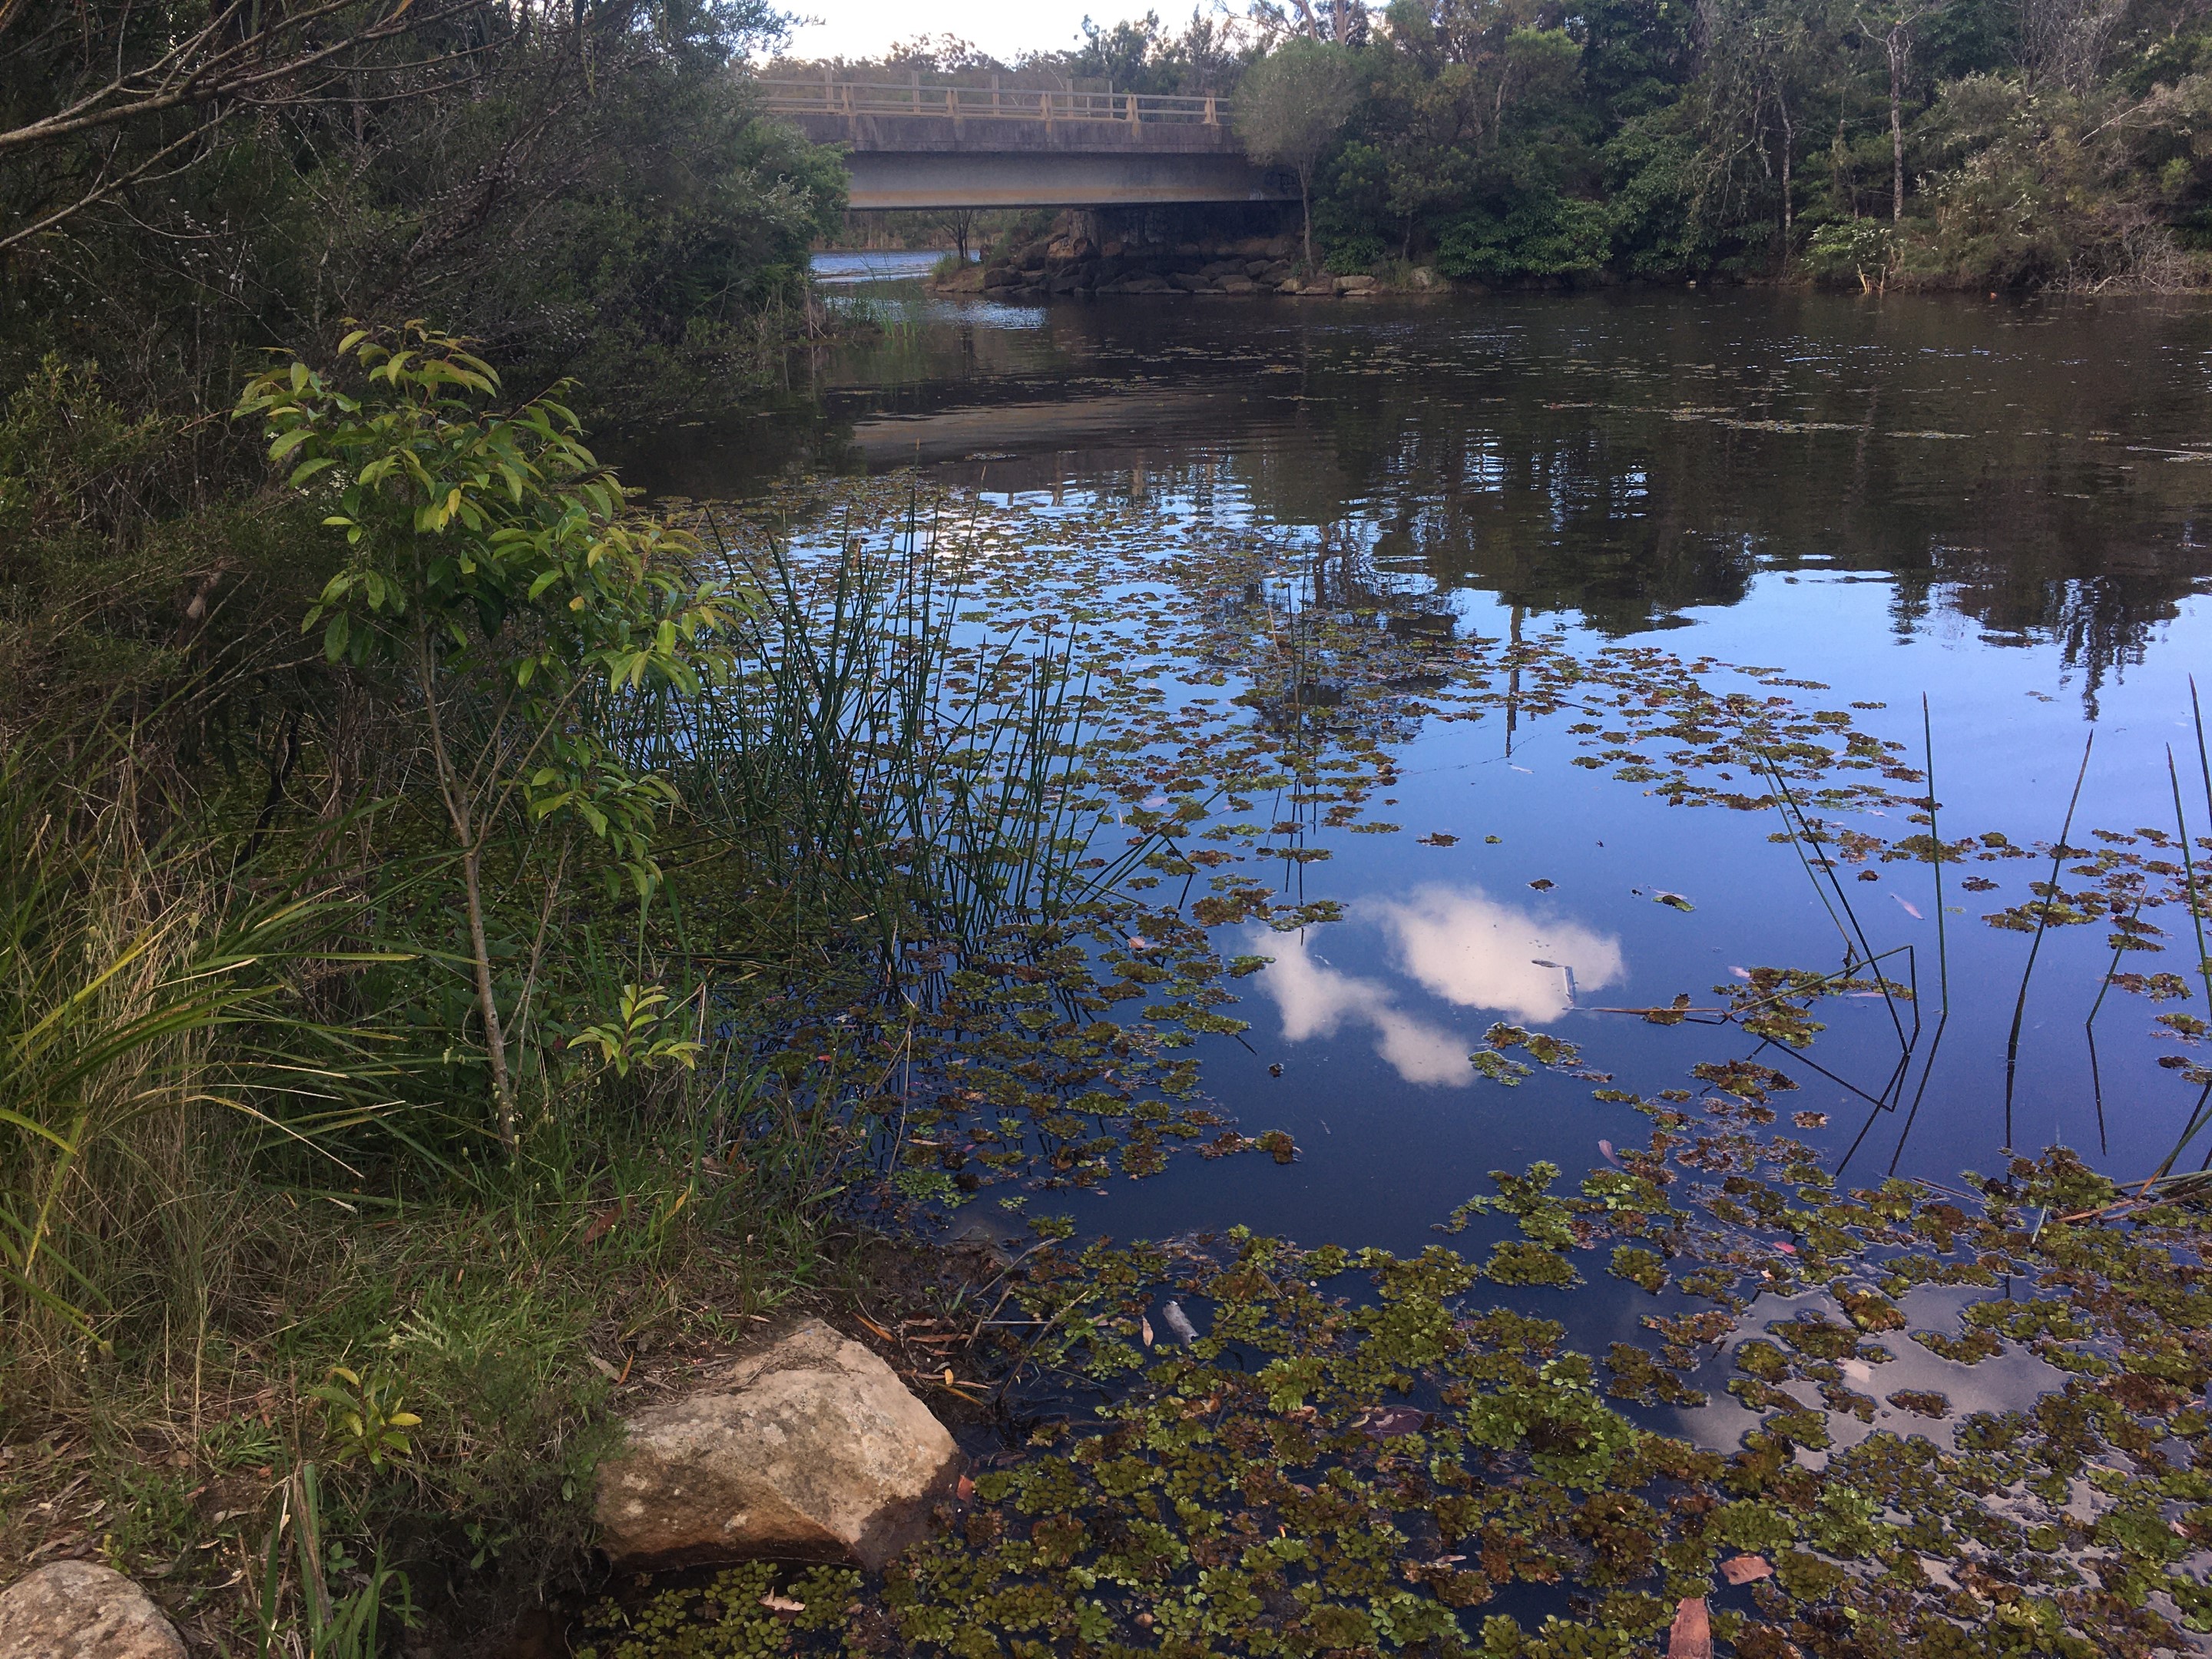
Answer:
[636,273,2212,1250]
[1253,886,1628,1086]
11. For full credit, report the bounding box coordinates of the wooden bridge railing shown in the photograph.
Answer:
[757,78,1230,127]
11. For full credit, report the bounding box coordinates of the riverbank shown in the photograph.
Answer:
[11,289,2212,1657]
[0,340,1104,1654]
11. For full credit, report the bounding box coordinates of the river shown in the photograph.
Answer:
[621,262,2212,1261]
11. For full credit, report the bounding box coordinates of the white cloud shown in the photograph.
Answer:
[1369,885,1624,1025]
[1247,885,1627,1085]
[1252,928,1473,1087]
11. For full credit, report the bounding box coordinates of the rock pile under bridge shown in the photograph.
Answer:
[971,233,1383,300]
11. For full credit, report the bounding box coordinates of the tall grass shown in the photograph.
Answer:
[0,735,413,1369]
[644,504,1150,973]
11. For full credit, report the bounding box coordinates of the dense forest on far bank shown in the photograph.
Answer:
[796,0,2212,292]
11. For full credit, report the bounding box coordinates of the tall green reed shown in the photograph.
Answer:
[640,502,1151,972]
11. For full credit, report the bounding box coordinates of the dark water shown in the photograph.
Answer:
[629,273,2212,1258]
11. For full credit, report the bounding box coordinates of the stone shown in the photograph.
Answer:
[595,1319,962,1572]
[1217,275,1258,294]
[1334,274,1377,294]
[0,1561,184,1659]
[1169,271,1213,293]
[1124,273,1171,293]
[981,267,1015,290]
[1277,277,1304,294]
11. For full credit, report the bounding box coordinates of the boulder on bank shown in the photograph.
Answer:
[594,1319,962,1572]
[0,1561,184,1659]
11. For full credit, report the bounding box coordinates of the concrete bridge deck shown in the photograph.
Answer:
[758,79,1290,210]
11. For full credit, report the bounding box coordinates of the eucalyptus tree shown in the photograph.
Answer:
[1237,38,1366,267]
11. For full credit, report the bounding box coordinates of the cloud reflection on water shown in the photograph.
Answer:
[1375,884,1625,1025]
[1252,885,1626,1086]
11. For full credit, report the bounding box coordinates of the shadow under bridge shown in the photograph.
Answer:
[758,78,1293,210]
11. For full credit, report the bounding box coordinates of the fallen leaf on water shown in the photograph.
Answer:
[760,1594,805,1615]
[1667,1596,1712,1659]
[1362,1406,1426,1437]
[1140,1315,1155,1348]
[1719,1554,1773,1585]
[1417,832,1459,846]
[955,1473,975,1502]
[1655,891,1695,911]
[1893,893,1923,919]
[1528,877,1555,890]
[1597,1139,1621,1167]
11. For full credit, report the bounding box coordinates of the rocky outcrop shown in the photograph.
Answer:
[594,1319,962,1572]
[0,1561,184,1659]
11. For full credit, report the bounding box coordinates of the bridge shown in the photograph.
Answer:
[757,78,1291,211]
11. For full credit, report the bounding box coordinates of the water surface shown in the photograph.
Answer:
[628,271,2212,1257]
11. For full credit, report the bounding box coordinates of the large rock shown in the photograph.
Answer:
[0,1562,184,1659]
[595,1319,962,1571]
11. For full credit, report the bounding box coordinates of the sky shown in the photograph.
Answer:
[780,0,1167,66]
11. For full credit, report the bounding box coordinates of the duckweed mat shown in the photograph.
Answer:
[576,1088,2211,1658]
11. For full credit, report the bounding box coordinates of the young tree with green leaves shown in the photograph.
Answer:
[1236,38,1365,270]
[238,326,740,1147]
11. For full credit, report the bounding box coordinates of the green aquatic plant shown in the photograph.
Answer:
[578,1116,2212,1657]
[575,1563,863,1658]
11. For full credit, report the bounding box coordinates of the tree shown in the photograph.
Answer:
[0,0,479,255]
[4,0,837,426]
[1236,38,1363,268]
[239,324,740,1146]
[1858,0,1948,220]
